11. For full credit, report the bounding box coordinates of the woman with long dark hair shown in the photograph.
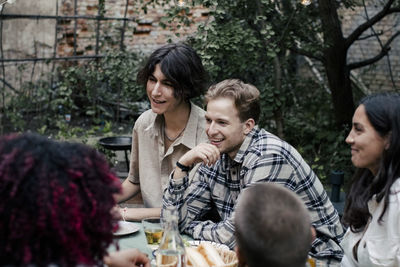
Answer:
[341,92,400,266]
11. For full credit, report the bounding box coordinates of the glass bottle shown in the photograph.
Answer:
[156,206,186,267]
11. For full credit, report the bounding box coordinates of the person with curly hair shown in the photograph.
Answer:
[341,92,400,267]
[0,133,150,266]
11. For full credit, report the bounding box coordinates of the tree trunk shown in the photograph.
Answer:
[319,0,355,128]
[324,50,355,128]
[273,56,285,138]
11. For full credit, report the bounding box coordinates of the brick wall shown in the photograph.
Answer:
[1,0,398,93]
[339,3,400,92]
[0,0,209,90]
[57,0,209,56]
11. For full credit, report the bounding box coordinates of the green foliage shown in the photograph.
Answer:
[48,119,118,166]
[2,0,355,185]
[5,96,28,131]
[100,50,145,103]
[56,67,85,114]
[98,0,106,16]
[152,0,354,184]
[3,79,52,132]
[189,18,266,83]
[54,50,146,125]
[2,50,145,143]
[283,78,352,183]
[53,120,86,141]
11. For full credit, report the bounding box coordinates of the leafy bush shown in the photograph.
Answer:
[283,78,352,183]
[2,50,147,146]
[55,50,147,124]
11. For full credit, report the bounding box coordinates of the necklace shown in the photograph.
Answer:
[164,125,185,142]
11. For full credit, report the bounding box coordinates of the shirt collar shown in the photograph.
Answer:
[180,102,202,149]
[231,126,259,164]
[143,102,201,148]
[143,110,162,137]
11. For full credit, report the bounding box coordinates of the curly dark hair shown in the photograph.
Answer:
[0,133,121,266]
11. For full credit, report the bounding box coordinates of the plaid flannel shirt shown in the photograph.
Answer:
[163,127,344,262]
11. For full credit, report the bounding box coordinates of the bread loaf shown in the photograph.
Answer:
[186,242,225,267]
[186,247,210,267]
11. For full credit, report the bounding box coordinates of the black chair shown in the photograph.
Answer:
[329,170,346,217]
[98,136,132,171]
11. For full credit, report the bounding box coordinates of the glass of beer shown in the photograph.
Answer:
[142,217,163,246]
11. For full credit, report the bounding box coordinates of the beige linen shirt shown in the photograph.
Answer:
[128,102,207,208]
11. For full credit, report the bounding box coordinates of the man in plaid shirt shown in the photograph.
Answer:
[162,79,344,264]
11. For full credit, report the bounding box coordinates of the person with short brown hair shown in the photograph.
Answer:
[205,78,261,123]
[235,183,312,267]
[162,79,344,264]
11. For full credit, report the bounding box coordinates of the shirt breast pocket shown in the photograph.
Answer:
[359,238,400,267]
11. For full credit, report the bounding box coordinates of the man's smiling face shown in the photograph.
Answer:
[205,97,252,159]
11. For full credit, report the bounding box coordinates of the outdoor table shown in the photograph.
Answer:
[110,221,193,261]
[110,222,330,267]
[110,222,153,257]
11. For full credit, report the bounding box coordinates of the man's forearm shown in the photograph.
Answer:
[190,219,236,249]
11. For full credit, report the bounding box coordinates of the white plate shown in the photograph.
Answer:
[188,240,230,250]
[113,221,140,236]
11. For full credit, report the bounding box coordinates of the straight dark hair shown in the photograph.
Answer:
[342,92,400,232]
[137,43,208,102]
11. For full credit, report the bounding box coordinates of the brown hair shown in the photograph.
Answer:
[235,183,311,267]
[205,79,260,123]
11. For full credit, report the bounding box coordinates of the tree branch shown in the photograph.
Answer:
[289,44,325,62]
[345,0,398,48]
[348,31,400,70]
[357,30,384,41]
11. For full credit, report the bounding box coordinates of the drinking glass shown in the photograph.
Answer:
[142,217,163,246]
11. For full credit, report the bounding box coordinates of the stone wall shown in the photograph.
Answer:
[1,0,55,58]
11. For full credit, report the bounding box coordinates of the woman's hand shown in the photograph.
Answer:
[104,248,150,267]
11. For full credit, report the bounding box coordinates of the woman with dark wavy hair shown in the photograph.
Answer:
[0,133,149,266]
[341,92,400,267]
[116,43,209,221]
